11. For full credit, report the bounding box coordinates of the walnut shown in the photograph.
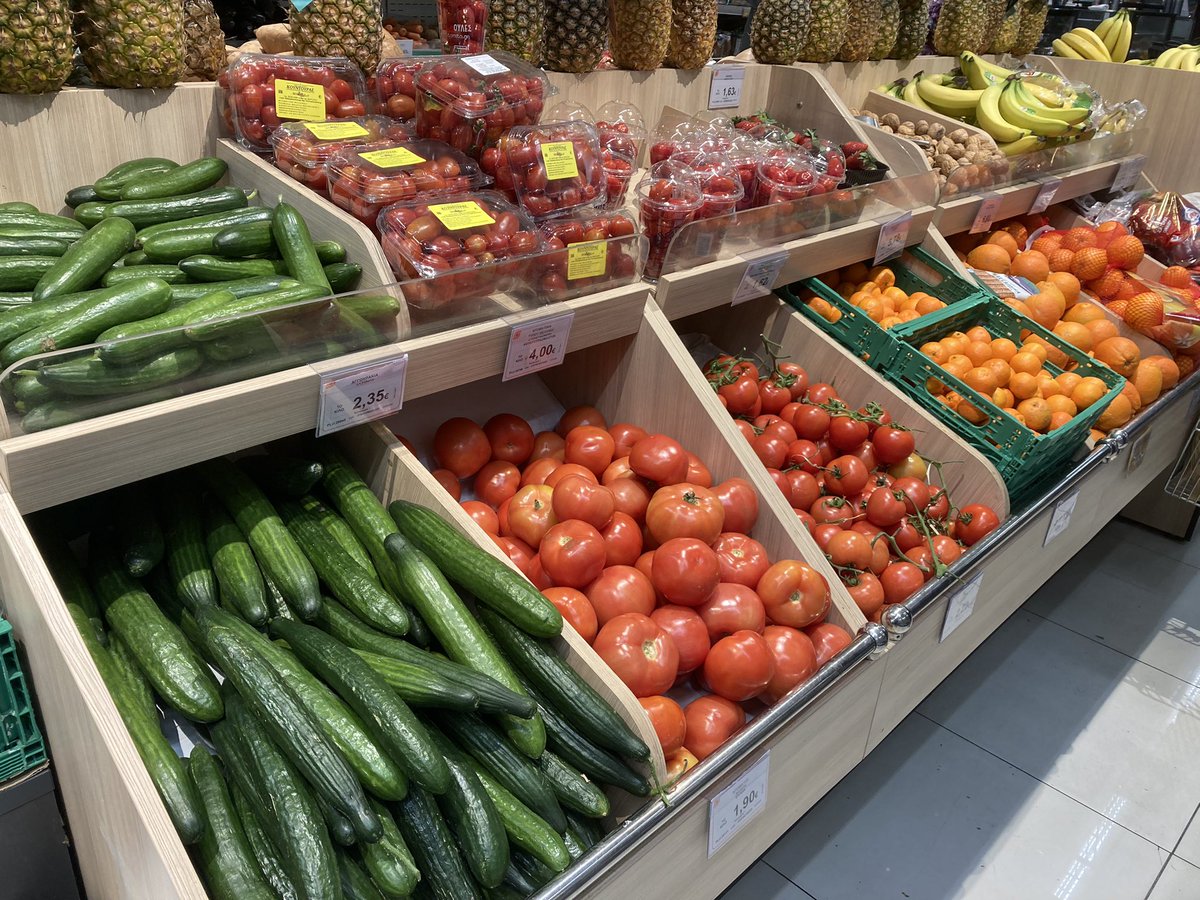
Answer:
[897,124,915,136]
[916,120,930,135]
[947,144,966,160]
[882,113,901,129]
[937,137,953,154]
[881,124,895,133]
[949,128,970,144]
[934,154,956,173]
[927,123,946,141]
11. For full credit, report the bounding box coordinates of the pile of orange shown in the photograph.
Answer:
[802,261,948,329]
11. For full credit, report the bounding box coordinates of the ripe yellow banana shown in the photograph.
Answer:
[901,76,933,110]
[960,51,1017,90]
[1112,12,1132,63]
[1053,38,1084,59]
[1155,46,1187,67]
[1024,83,1064,108]
[998,82,1085,137]
[999,135,1047,156]
[1016,83,1090,125]
[914,76,984,117]
[1095,13,1116,46]
[1064,28,1112,61]
[975,83,1033,143]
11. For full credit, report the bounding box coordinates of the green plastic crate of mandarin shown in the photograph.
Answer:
[779,246,990,367]
[881,293,1126,507]
[0,617,45,782]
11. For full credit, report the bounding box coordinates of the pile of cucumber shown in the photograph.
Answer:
[0,156,401,434]
[42,440,652,900]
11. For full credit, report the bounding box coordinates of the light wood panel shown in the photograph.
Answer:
[796,56,964,111]
[862,88,989,142]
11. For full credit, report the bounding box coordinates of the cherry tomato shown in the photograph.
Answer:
[843,570,885,617]
[956,503,1001,546]
[823,455,869,497]
[540,521,606,588]
[873,425,916,466]
[629,434,690,485]
[805,622,851,666]
[650,605,710,674]
[564,426,616,476]
[760,625,817,703]
[825,530,872,570]
[645,483,725,545]
[704,630,775,702]
[684,695,745,760]
[520,457,560,487]
[639,696,687,755]
[757,560,830,628]
[609,478,652,522]
[601,511,643,566]
[585,564,657,626]
[434,417,490,477]
[610,422,649,458]
[475,460,521,508]
[461,500,499,535]
[700,584,766,641]
[431,468,461,500]
[543,586,597,642]
[651,537,720,607]
[550,474,615,530]
[880,561,924,604]
[531,431,566,461]
[594,613,679,697]
[483,413,535,465]
[713,478,759,534]
[711,533,770,587]
[508,484,557,547]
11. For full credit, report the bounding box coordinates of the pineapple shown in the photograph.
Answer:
[543,0,607,73]
[0,0,73,93]
[290,0,382,74]
[485,0,545,63]
[611,0,671,70]
[794,0,845,62]
[184,0,224,82]
[667,0,718,68]
[890,0,929,58]
[837,0,881,61]
[871,0,900,58]
[933,0,995,54]
[75,0,184,88]
[1010,0,1047,54]
[989,0,1021,52]
[750,0,811,65]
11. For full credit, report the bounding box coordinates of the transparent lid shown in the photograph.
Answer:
[326,140,491,205]
[755,147,818,194]
[808,139,847,191]
[269,116,414,169]
[635,160,704,214]
[414,52,553,118]
[596,100,647,160]
[669,149,745,210]
[502,121,606,220]
[545,99,596,124]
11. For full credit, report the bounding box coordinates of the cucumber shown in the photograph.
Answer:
[0,237,72,258]
[1,277,173,368]
[69,201,110,228]
[205,498,268,626]
[394,785,484,900]
[565,810,604,849]
[0,256,59,291]
[213,220,276,258]
[65,185,100,208]
[108,633,157,720]
[105,187,250,228]
[273,202,330,291]
[0,287,105,346]
[90,534,223,722]
[229,781,302,900]
[142,228,220,263]
[0,223,89,242]
[163,479,218,609]
[336,293,401,324]
[179,255,284,282]
[0,292,33,305]
[0,211,84,232]
[137,207,273,244]
[200,611,381,843]
[36,534,101,619]
[94,158,180,199]
[389,501,563,638]
[10,372,55,409]
[167,274,298,305]
[331,302,384,350]
[201,322,278,362]
[354,649,478,711]
[182,283,331,341]
[360,797,420,898]
[189,748,277,900]
[197,457,321,618]
[67,603,204,843]
[33,217,136,301]
[121,157,228,200]
[502,862,540,896]
[269,618,451,795]
[0,201,37,212]
[315,241,347,265]
[382,530,545,759]
[561,827,586,862]
[240,455,324,498]
[325,263,363,293]
[535,749,610,819]
[320,794,358,847]
[114,482,164,577]
[102,264,189,286]
[479,607,649,762]
[97,288,234,364]
[337,850,384,900]
[297,496,375,575]
[263,574,296,622]
[465,761,571,875]
[511,851,556,891]
[20,391,175,432]
[35,347,205,396]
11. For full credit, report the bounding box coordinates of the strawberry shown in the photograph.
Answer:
[841,141,869,156]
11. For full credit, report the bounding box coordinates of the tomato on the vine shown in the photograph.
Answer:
[806,382,840,405]
[825,530,872,570]
[650,605,711,674]
[955,503,1001,546]
[786,470,821,511]
[785,439,822,474]
[776,362,810,400]
[866,488,907,527]
[925,487,950,521]
[880,562,924,604]
[704,630,776,702]
[823,454,869,497]
[828,413,870,450]
[718,375,759,415]
[892,476,931,515]
[843,569,885,617]
[594,613,679,697]
[752,433,788,469]
[811,495,855,526]
[539,520,606,588]
[699,584,766,641]
[792,404,831,440]
[645,483,725,545]
[872,425,915,465]
[758,378,792,414]
[757,560,830,627]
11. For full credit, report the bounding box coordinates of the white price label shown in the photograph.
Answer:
[940,572,983,642]
[732,251,787,305]
[708,752,769,857]
[708,66,746,110]
[970,193,1003,235]
[1044,491,1080,546]
[462,54,510,76]
[1111,154,1147,193]
[1127,429,1152,473]
[503,311,574,381]
[1029,178,1062,215]
[874,212,912,265]
[396,39,414,55]
[316,355,408,437]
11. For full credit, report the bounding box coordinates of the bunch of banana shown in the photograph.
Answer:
[1149,44,1200,69]
[913,72,985,118]
[960,52,1021,89]
[1053,24,1119,62]
[975,77,1090,153]
[1097,10,1132,62]
[878,76,933,111]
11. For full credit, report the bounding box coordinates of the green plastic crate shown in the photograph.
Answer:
[0,617,46,783]
[881,293,1127,508]
[779,246,990,367]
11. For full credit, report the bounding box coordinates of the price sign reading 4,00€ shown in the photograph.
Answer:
[503,310,575,381]
[316,354,409,436]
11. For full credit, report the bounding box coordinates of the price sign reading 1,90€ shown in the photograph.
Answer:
[503,310,575,381]
[316,354,408,436]
[708,752,770,857]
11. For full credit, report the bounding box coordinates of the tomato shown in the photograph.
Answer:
[828,413,870,451]
[651,538,720,607]
[601,511,643,566]
[531,431,566,461]
[601,456,634,484]
[431,468,461,500]
[557,405,607,436]
[700,584,766,641]
[639,695,687,755]
[704,630,775,702]
[526,553,554,590]
[540,521,607,588]
[931,534,963,567]
[754,415,797,445]
[892,477,930,516]
[785,470,821,512]
[650,605,710,673]
[752,433,788,469]
[491,534,533,574]
[684,695,745,760]
[785,439,822,474]
[888,516,923,552]
[645,483,725,545]
[475,460,521,508]
[543,586,597,642]
[461,500,499,535]
[564,426,616,476]
[666,747,700,781]
[713,478,759,534]
[849,440,877,472]
[956,503,1001,546]
[806,382,840,405]
[711,533,770,587]
[583,564,656,626]
[823,455,869,497]
[812,524,843,554]
[496,497,512,535]
[843,570,885,617]
[776,362,810,400]
[766,469,793,506]
[805,622,851,666]
[872,425,915,466]
[508,485,557,547]
[795,509,816,534]
[760,625,818,703]
[718,375,759,415]
[866,488,907,527]
[925,487,950,522]
[811,495,855,526]
[791,404,831,441]
[880,561,924,604]
[610,422,649,458]
[825,530,872,570]
[686,453,713,488]
[483,413,535,465]
[734,419,756,443]
[868,532,891,575]
[544,463,598,489]
[550,474,615,530]
[758,378,792,415]
[609,478,651,522]
[629,435,690,485]
[520,457,560,487]
[434,417,491,477]
[757,560,830,628]
[889,453,928,480]
[594,613,679,697]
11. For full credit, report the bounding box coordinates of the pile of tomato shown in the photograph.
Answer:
[409,405,854,774]
[705,341,1003,619]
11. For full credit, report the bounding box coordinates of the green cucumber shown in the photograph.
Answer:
[0,292,34,305]
[561,827,586,862]
[97,288,235,364]
[360,797,420,898]
[34,347,204,396]
[337,849,384,900]
[33,217,137,301]
[315,241,347,265]
[205,498,268,626]
[229,781,302,900]
[167,274,298,305]
[141,228,220,262]
[0,287,105,346]
[0,224,89,241]
[179,255,284,282]
[65,185,100,208]
[108,633,157,720]
[213,220,276,258]
[0,237,72,258]
[338,293,401,324]
[137,207,273,243]
[240,456,325,498]
[353,649,477,711]
[114,482,164,577]
[0,211,84,232]
[511,851,556,891]
[200,322,278,362]
[121,157,227,200]
[182,283,330,341]
[502,862,540,896]
[465,761,571,875]
[105,187,250,228]
[0,256,59,291]
[120,249,150,266]
[535,749,609,819]
[102,264,189,285]
[297,496,375,575]
[0,201,37,212]
[273,202,330,291]
[10,372,55,409]
[69,203,110,228]
[263,573,297,622]
[394,785,484,900]
[35,533,101,619]
[94,158,180,199]
[325,263,363,294]
[162,478,218,609]
[382,530,545,759]
[189,748,276,900]
[320,794,358,846]
[331,301,384,350]
[565,810,604,849]
[389,501,563,638]
[20,391,175,432]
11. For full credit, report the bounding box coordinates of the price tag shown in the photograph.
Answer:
[708,66,745,110]
[397,39,414,55]
[708,752,769,857]
[969,192,1003,235]
[503,311,574,381]
[1028,177,1062,215]
[732,251,787,306]
[567,242,606,280]
[940,572,983,642]
[874,212,912,265]
[1111,154,1147,193]
[316,355,408,437]
[541,141,580,181]
[429,201,495,230]
[305,121,369,140]
[462,54,510,76]
[1043,490,1079,546]
[1127,429,1152,473]
[275,79,327,122]
[361,146,427,168]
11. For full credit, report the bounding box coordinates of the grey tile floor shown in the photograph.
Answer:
[721,516,1200,900]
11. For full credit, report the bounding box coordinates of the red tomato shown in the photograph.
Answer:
[931,534,963,567]
[811,495,855,526]
[892,477,930,515]
[823,454,869,497]
[686,453,713,488]
[639,695,687,755]
[754,415,797,445]
[873,425,915,465]
[526,553,554,590]
[431,468,461,500]
[585,565,656,626]
[491,534,533,574]
[650,605,710,674]
[629,435,690,485]
[645,483,725,545]
[812,523,843,553]
[784,470,820,512]
[849,440,878,472]
[880,561,924,604]
[925,487,950,522]
[557,405,608,436]
[475,460,521,508]
[734,419,756,444]
[544,463,598,489]
[795,509,817,534]
[711,533,770,587]
[700,584,766,641]
[530,431,565,461]
[866,488,907,527]
[483,413,534,465]
[601,511,643,566]
[508,484,557,547]
[540,521,607,588]
[551,475,615,530]
[805,622,851,666]
[704,630,775,701]
[601,456,634,484]
[888,516,923,552]
[497,497,512,535]
[666,747,700,781]
[712,478,758,534]
[608,477,651,522]
[760,625,818,703]
[868,532,891,575]
[785,439,823,474]
[564,426,616,476]
[828,414,870,451]
[758,378,792,414]
[434,417,491,477]
[776,362,809,400]
[805,382,840,405]
[843,570,885,617]
[757,560,830,628]
[684,695,745,760]
[825,530,872,570]
[520,457,561,487]
[718,375,759,415]
[651,538,720,607]
[543,586,597,642]
[792,404,831,440]
[906,545,936,580]
[610,423,649,458]
[461,500,499,535]
[766,468,793,506]
[594,613,679,697]
[956,503,1001,546]
[752,433,788,469]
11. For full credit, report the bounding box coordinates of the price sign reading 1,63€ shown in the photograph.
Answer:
[708,752,770,857]
[503,310,575,381]
[316,354,408,436]
[708,66,745,110]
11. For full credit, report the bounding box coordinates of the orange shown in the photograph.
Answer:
[1093,336,1140,378]
[883,286,908,304]
[1085,318,1119,345]
[1026,290,1066,329]
[1179,356,1196,378]
[1010,351,1042,375]
[836,282,857,298]
[967,243,1012,273]
[963,366,999,395]
[1056,371,1083,394]
[1018,397,1052,432]
[898,308,920,322]
[1062,227,1097,251]
[1038,375,1064,397]
[843,262,869,283]
[958,400,988,425]
[1071,376,1109,409]
[1046,394,1077,416]
[1106,235,1145,271]
[1031,234,1063,256]
[1006,408,1028,426]
[1028,335,1068,369]
[1009,371,1040,399]
[1053,320,1093,352]
[1045,271,1082,306]
[1049,411,1074,430]
[1133,360,1164,405]
[1114,278,1140,304]
[943,356,972,380]
[1143,354,1181,390]
[920,341,947,363]
[1048,248,1076,272]
[1021,340,1049,362]
[1095,393,1133,430]
[966,325,992,343]
[1095,220,1127,246]
[1062,302,1107,325]
[1107,298,1129,319]
[869,266,896,288]
[1124,292,1165,330]
[987,231,1020,260]
[818,269,842,284]
[1006,298,1033,319]
[1087,267,1125,301]
[1001,222,1031,246]
[1010,250,1050,283]
[965,340,993,366]
[915,295,946,316]
[1160,266,1194,290]
[880,315,903,329]
[808,298,840,323]
[984,357,1013,385]
[993,387,1015,408]
[1121,381,1143,413]
[990,337,1018,361]
[1070,247,1108,282]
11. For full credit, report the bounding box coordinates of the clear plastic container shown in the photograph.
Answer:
[437,0,487,54]
[670,149,745,219]
[478,145,516,204]
[535,210,641,298]
[545,99,595,124]
[270,116,413,192]
[601,147,636,211]
[413,52,552,159]
[752,147,818,206]
[502,121,605,220]
[596,100,647,163]
[636,161,704,281]
[374,57,429,123]
[222,53,370,153]
[728,136,765,211]
[326,139,491,231]
[809,139,847,194]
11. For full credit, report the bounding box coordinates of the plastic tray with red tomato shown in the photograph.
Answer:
[502,121,606,220]
[637,161,705,281]
[438,0,487,54]
[533,210,642,299]
[374,57,427,122]
[223,53,370,153]
[752,147,819,207]
[269,116,413,192]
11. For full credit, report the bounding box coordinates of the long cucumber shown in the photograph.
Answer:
[465,760,571,874]
[359,797,420,898]
[353,649,478,711]
[33,217,136,301]
[228,781,302,900]
[204,498,268,626]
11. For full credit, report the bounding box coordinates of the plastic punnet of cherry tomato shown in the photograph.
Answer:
[374,57,427,123]
[410,404,854,776]
[437,0,488,54]
[669,149,745,219]
[752,146,818,206]
[600,148,636,211]
[636,160,704,281]
[221,53,370,153]
[501,121,606,220]
[596,100,647,163]
[808,139,847,195]
[269,116,413,192]
[534,210,642,299]
[703,339,1002,620]
[326,139,491,231]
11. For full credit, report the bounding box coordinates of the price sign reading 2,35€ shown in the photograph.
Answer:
[503,310,575,381]
[708,751,770,857]
[316,354,408,437]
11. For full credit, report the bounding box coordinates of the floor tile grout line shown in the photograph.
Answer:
[762,859,819,899]
[1113,522,1200,574]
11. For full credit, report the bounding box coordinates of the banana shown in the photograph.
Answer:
[960,51,1017,90]
[901,76,933,110]
[1112,13,1132,63]
[1095,13,1116,47]
[1014,82,1090,125]
[1065,28,1112,61]
[1024,83,1064,108]
[975,83,1032,144]
[914,76,983,117]
[998,81,1085,137]
[1155,46,1186,68]
[999,135,1047,157]
[1053,38,1084,59]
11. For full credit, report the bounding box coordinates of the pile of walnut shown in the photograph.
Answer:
[855,111,1010,196]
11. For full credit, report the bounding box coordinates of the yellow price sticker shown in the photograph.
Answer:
[360,146,428,168]
[567,242,607,280]
[274,79,328,122]
[305,121,369,140]
[428,201,496,230]
[540,141,580,181]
